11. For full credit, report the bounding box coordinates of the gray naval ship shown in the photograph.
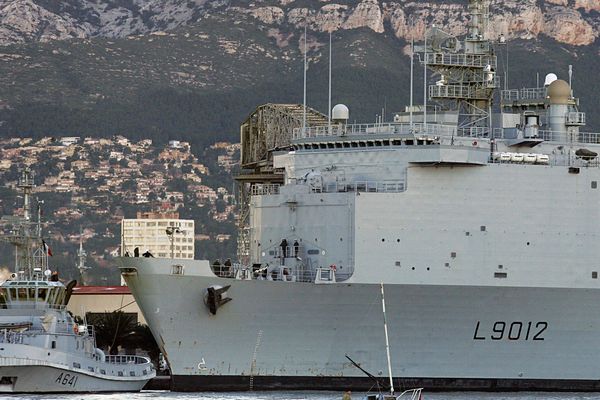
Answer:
[0,169,155,393]
[119,0,600,392]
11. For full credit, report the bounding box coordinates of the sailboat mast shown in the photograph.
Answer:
[380,283,395,395]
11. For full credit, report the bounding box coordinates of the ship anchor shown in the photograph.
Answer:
[204,285,232,315]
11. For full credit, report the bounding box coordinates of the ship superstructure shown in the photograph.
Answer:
[119,0,600,391]
[0,168,155,393]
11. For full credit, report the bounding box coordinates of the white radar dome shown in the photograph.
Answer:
[332,104,349,121]
[544,73,558,86]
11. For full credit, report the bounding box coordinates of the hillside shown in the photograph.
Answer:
[0,0,598,148]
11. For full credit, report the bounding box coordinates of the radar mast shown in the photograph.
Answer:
[1,168,50,280]
[419,0,497,136]
[76,227,90,284]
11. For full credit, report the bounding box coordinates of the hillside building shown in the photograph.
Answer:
[120,211,195,259]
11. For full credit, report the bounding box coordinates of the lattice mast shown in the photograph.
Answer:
[76,227,90,284]
[424,0,497,135]
[2,168,49,279]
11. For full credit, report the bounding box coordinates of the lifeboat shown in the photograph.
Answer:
[510,153,524,163]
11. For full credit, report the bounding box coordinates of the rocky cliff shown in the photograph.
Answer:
[0,0,598,143]
[1,0,598,47]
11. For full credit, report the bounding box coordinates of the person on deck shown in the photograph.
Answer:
[280,238,288,259]
[142,249,154,258]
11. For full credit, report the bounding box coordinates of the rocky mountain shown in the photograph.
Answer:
[0,0,598,145]
[1,0,599,47]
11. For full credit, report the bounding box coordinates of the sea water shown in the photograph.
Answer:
[4,392,600,400]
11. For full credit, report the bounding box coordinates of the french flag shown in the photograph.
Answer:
[42,240,53,257]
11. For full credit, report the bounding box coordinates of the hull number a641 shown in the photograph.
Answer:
[55,373,78,387]
[473,321,548,341]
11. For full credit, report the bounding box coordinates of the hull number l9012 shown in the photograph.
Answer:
[473,321,548,341]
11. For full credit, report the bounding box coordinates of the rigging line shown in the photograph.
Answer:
[115,299,137,312]
[110,294,126,352]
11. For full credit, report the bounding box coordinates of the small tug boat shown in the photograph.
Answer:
[0,168,155,393]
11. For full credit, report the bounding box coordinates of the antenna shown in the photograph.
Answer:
[498,33,508,90]
[505,38,509,90]
[77,226,89,283]
[302,25,308,132]
[328,31,332,130]
[568,64,573,96]
[410,29,414,129]
[423,29,428,131]
[380,283,395,395]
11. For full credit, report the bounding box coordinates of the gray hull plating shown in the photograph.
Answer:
[122,259,600,391]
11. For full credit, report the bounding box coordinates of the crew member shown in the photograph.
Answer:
[280,238,288,259]
[142,249,154,257]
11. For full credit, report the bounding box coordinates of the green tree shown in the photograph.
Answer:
[87,311,138,355]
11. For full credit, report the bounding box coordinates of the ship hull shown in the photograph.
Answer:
[121,258,600,392]
[0,364,148,393]
[169,375,600,392]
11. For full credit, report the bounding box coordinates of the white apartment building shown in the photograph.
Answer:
[121,212,195,259]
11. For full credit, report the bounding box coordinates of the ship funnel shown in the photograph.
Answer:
[332,104,349,123]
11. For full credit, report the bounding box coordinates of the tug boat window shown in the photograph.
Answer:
[37,288,48,302]
[8,288,16,301]
[0,289,7,308]
[17,287,28,301]
[47,288,56,305]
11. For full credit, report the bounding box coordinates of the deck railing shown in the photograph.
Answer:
[250,181,405,197]
[492,129,600,144]
[501,87,546,102]
[293,122,456,140]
